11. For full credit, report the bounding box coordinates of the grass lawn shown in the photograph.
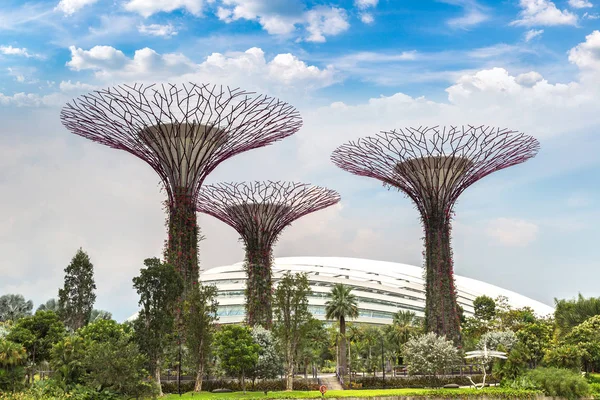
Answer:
[163,387,538,399]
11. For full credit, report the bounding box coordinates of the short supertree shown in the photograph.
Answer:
[196,181,341,328]
[331,126,539,344]
[60,83,302,295]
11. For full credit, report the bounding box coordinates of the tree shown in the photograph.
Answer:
[386,310,420,366]
[564,315,600,372]
[325,283,359,378]
[6,310,66,380]
[58,248,97,331]
[273,272,312,391]
[250,326,282,384]
[0,294,33,322]
[473,295,496,322]
[215,325,259,393]
[88,309,112,323]
[0,339,27,392]
[132,257,182,395]
[36,298,59,313]
[516,321,553,368]
[403,332,459,386]
[83,335,156,398]
[183,283,218,392]
[554,294,600,338]
[478,330,517,352]
[50,335,87,387]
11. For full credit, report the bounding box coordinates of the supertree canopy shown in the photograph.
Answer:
[196,181,341,328]
[331,126,539,344]
[60,83,302,294]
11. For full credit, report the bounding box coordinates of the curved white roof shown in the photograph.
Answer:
[200,256,554,325]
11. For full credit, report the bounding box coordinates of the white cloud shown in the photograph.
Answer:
[124,0,206,18]
[65,45,337,91]
[568,30,600,71]
[569,0,593,8]
[511,0,578,26]
[583,12,600,19]
[305,6,350,43]
[486,218,539,247]
[59,80,98,92]
[355,0,378,8]
[524,28,544,41]
[55,0,99,15]
[516,71,544,86]
[138,23,178,37]
[355,0,378,24]
[216,1,349,41]
[0,45,40,58]
[217,0,304,34]
[447,8,488,28]
[359,13,374,24]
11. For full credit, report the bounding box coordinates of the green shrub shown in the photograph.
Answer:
[348,375,487,389]
[161,378,320,393]
[527,367,590,400]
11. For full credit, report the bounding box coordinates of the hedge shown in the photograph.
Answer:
[345,375,488,389]
[162,379,320,394]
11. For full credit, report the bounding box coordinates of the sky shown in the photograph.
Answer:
[1,0,599,321]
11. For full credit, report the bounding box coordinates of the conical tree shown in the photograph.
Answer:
[325,283,359,377]
[58,248,96,331]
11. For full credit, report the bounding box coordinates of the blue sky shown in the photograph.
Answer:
[1,0,599,321]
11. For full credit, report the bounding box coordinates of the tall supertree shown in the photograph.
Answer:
[60,83,302,294]
[196,181,341,328]
[331,126,539,344]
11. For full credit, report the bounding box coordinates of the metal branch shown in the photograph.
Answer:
[196,181,341,249]
[60,83,303,203]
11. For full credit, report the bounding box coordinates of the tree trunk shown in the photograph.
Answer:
[423,210,461,345]
[286,360,294,391]
[244,246,273,329]
[165,189,200,297]
[194,361,204,392]
[339,316,347,377]
[155,357,163,396]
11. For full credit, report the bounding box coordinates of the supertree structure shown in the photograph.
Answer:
[60,83,302,295]
[196,181,341,328]
[331,126,539,344]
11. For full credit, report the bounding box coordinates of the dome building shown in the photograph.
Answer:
[201,257,554,325]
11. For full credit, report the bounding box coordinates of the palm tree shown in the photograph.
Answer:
[36,298,59,313]
[0,339,27,391]
[386,310,420,371]
[325,283,359,378]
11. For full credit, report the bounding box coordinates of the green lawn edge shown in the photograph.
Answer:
[163,387,541,399]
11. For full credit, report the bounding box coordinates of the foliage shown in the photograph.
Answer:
[526,367,590,400]
[88,309,112,323]
[6,310,66,366]
[214,324,259,392]
[349,375,487,389]
[543,343,584,370]
[50,335,87,387]
[244,245,274,329]
[273,272,312,391]
[162,379,320,394]
[495,341,529,381]
[555,293,600,338]
[183,282,219,392]
[478,331,517,352]
[325,283,359,376]
[474,295,496,321]
[78,319,129,343]
[132,257,183,392]
[58,248,97,331]
[564,314,600,372]
[82,335,156,398]
[515,320,552,368]
[0,295,33,323]
[403,332,459,385]
[0,339,27,392]
[36,299,59,313]
[250,326,282,381]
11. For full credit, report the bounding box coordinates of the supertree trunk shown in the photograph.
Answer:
[165,189,199,296]
[423,210,461,345]
[244,244,273,329]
